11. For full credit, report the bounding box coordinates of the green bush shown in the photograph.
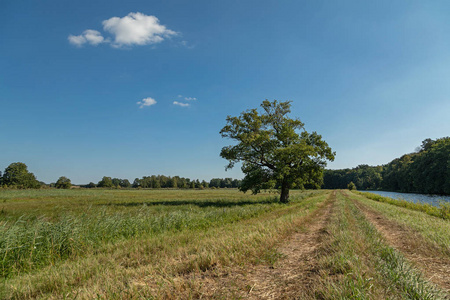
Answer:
[347,181,356,191]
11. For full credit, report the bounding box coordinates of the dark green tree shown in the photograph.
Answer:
[111,178,121,187]
[97,176,113,188]
[2,162,40,189]
[120,179,131,188]
[55,176,72,189]
[201,180,209,188]
[132,178,141,188]
[220,100,335,203]
[152,176,161,188]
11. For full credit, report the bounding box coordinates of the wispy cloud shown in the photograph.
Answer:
[68,30,105,47]
[137,97,157,109]
[180,40,195,49]
[173,101,190,107]
[178,95,197,101]
[68,12,177,48]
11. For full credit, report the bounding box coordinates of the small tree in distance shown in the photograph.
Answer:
[97,176,114,188]
[55,176,72,189]
[347,181,356,191]
[220,100,335,203]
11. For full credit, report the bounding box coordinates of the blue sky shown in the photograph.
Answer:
[1,0,450,184]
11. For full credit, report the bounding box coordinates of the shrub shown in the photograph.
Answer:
[347,182,356,191]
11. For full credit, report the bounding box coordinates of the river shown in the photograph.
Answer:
[360,190,450,207]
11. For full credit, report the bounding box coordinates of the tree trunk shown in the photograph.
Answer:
[280,182,290,203]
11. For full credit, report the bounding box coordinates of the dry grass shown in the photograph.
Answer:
[0,189,328,299]
[1,188,447,299]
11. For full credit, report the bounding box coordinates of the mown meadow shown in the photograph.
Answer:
[0,188,448,299]
[0,188,326,298]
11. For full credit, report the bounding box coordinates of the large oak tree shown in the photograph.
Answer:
[220,100,335,203]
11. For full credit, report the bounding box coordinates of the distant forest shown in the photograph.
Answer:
[0,162,241,190]
[323,137,450,195]
[88,176,242,189]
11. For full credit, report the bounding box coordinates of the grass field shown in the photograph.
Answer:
[0,188,448,299]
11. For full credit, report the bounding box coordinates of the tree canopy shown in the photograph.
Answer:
[55,176,72,189]
[323,137,450,195]
[2,162,40,189]
[220,100,335,202]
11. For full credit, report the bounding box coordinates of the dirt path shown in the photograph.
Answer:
[240,194,334,299]
[193,191,336,299]
[351,195,450,293]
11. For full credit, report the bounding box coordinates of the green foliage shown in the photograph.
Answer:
[130,175,211,189]
[55,176,72,189]
[324,137,450,195]
[382,137,450,194]
[2,162,40,189]
[220,100,335,202]
[209,178,241,188]
[347,181,356,191]
[323,164,383,190]
[97,176,113,188]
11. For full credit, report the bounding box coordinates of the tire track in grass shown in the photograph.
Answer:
[244,192,335,299]
[348,191,450,293]
[218,191,336,299]
[156,192,335,299]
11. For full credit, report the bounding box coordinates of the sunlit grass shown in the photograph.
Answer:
[311,191,443,299]
[349,191,450,256]
[0,189,329,299]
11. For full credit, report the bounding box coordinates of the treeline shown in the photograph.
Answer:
[0,162,242,190]
[82,176,242,189]
[323,137,450,195]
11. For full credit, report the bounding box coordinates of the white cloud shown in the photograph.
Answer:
[68,12,177,48]
[137,97,157,109]
[173,101,190,107]
[83,29,105,45]
[68,34,86,47]
[68,30,104,47]
[102,12,177,47]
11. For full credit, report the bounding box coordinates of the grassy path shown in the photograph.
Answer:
[190,190,447,299]
[347,191,450,294]
[192,190,336,299]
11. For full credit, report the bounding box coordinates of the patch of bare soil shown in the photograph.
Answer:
[175,192,336,299]
[352,197,450,293]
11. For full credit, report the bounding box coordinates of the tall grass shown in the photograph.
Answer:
[0,190,318,279]
[1,190,329,299]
